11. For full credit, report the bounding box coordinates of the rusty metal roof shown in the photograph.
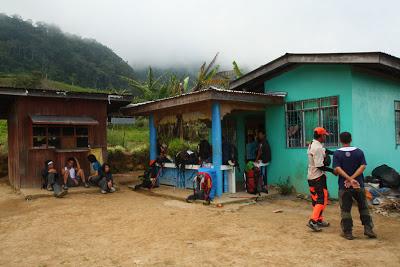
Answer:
[122,86,286,116]
[0,87,133,118]
[30,115,99,125]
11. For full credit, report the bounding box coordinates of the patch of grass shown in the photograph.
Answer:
[277,177,293,196]
[0,73,129,95]
[41,79,104,93]
[107,124,149,152]
[0,120,7,153]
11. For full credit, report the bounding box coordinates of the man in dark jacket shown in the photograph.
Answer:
[256,130,271,192]
[333,132,377,240]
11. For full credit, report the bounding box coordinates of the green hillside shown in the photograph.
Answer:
[0,14,135,91]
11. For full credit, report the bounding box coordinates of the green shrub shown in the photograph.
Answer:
[277,177,293,196]
[0,120,7,153]
[167,138,190,157]
[132,145,149,167]
[133,117,148,128]
[107,125,148,151]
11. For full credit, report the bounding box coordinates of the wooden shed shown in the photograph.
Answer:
[0,87,131,189]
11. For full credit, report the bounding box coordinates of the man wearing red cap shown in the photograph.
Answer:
[307,127,334,232]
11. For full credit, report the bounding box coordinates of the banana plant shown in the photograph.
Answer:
[123,67,165,101]
[232,61,243,79]
[192,53,221,91]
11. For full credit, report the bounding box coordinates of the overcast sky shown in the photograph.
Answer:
[2,0,400,70]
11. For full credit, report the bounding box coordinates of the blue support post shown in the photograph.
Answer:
[149,114,157,161]
[211,102,223,197]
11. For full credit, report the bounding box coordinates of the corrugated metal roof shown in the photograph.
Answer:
[126,86,286,108]
[0,87,132,102]
[122,86,286,116]
[30,115,99,125]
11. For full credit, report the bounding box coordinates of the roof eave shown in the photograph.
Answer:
[230,52,400,90]
[0,87,133,102]
[121,88,285,116]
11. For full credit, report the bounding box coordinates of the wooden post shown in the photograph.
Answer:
[212,102,223,197]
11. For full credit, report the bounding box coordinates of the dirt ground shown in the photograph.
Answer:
[0,177,400,267]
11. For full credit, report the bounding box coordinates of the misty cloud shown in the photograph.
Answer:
[2,0,400,70]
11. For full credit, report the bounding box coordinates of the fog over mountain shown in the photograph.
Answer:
[2,0,400,71]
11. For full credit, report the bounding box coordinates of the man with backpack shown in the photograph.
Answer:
[333,132,377,240]
[306,127,334,232]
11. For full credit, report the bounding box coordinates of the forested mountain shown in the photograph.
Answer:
[0,14,135,90]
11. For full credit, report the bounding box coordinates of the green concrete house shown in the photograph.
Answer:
[230,52,400,197]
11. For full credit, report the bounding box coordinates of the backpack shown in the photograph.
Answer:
[244,161,262,195]
[371,164,400,188]
[198,140,212,162]
[175,150,198,170]
[186,172,213,202]
[137,160,161,189]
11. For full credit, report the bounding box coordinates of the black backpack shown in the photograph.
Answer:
[136,160,160,189]
[371,164,400,188]
[198,140,212,162]
[175,150,198,171]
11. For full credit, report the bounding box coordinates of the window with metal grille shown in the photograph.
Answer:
[286,96,339,148]
[32,125,89,149]
[395,101,400,145]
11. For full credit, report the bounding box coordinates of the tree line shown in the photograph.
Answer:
[0,14,135,90]
[0,14,244,100]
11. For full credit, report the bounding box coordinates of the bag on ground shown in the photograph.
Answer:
[186,172,213,202]
[244,161,262,194]
[371,164,400,188]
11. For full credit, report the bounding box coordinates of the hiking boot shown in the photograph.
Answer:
[109,187,116,193]
[317,221,330,227]
[101,190,107,194]
[307,220,322,232]
[364,226,377,239]
[84,182,90,188]
[63,185,68,191]
[55,190,68,198]
[342,232,354,240]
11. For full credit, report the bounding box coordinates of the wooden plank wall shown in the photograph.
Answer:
[11,97,107,188]
[7,101,19,188]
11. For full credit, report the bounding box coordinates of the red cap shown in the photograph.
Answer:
[314,127,330,136]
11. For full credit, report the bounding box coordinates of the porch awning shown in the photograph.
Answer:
[121,86,286,117]
[30,115,99,125]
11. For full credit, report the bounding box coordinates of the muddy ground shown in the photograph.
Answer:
[0,176,399,267]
